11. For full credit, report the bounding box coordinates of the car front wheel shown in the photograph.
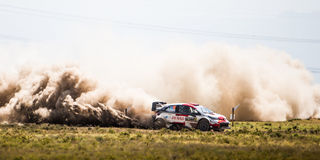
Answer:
[198,119,210,131]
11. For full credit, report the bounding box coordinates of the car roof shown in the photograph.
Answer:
[164,103,200,109]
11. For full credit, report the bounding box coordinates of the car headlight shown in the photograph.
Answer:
[209,116,218,120]
[208,117,218,123]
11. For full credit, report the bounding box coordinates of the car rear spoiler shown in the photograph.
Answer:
[151,101,167,111]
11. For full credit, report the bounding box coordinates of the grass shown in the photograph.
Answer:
[0,119,319,160]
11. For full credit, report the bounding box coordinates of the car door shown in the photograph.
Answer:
[168,105,186,125]
[179,105,199,128]
[175,105,196,128]
[188,107,200,128]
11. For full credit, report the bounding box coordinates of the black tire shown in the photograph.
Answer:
[197,119,210,131]
[153,118,166,129]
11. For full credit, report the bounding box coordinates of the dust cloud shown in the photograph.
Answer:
[0,65,154,127]
[151,44,320,121]
[0,42,319,127]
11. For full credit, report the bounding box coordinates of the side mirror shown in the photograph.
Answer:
[191,113,198,117]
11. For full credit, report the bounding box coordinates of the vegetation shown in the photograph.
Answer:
[0,119,319,160]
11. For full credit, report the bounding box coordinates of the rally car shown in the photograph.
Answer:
[151,102,230,131]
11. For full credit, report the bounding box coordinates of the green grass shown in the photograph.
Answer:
[0,119,320,160]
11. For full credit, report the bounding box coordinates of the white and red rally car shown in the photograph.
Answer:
[152,102,230,131]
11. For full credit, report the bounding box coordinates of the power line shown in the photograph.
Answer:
[0,33,320,74]
[307,67,320,74]
[308,67,320,71]
[0,4,320,43]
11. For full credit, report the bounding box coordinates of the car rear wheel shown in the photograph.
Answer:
[198,119,210,131]
[153,118,166,129]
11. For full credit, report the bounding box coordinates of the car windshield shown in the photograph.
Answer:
[198,106,214,114]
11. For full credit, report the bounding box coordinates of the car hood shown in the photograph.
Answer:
[204,113,227,120]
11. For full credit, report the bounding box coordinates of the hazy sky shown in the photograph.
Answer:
[0,0,319,82]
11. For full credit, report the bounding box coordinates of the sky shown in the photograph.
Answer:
[0,0,319,82]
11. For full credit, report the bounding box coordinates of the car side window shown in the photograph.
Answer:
[190,107,200,114]
[165,105,176,113]
[178,105,191,114]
